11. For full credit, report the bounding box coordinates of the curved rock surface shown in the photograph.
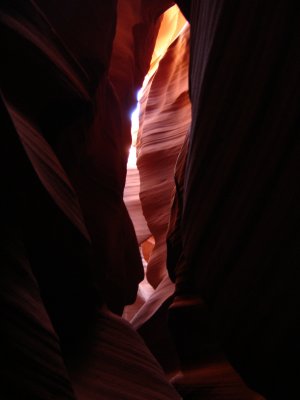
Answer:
[168,1,300,398]
[137,22,191,288]
[124,164,151,244]
[1,1,300,399]
[123,4,190,322]
[0,1,180,398]
[68,309,181,400]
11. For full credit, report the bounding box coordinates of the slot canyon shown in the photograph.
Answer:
[1,1,299,399]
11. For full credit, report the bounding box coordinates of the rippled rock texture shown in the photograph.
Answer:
[137,22,191,288]
[167,1,300,399]
[1,1,300,399]
[0,1,181,398]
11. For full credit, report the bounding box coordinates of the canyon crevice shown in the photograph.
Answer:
[1,1,299,399]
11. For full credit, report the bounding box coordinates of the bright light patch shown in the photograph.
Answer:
[127,145,137,168]
[128,89,142,168]
[131,102,140,138]
[137,88,143,101]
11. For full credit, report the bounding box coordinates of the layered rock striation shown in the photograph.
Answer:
[1,1,300,399]
[137,21,191,288]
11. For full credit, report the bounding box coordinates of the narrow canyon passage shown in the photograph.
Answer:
[123,6,263,399]
[1,1,299,399]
